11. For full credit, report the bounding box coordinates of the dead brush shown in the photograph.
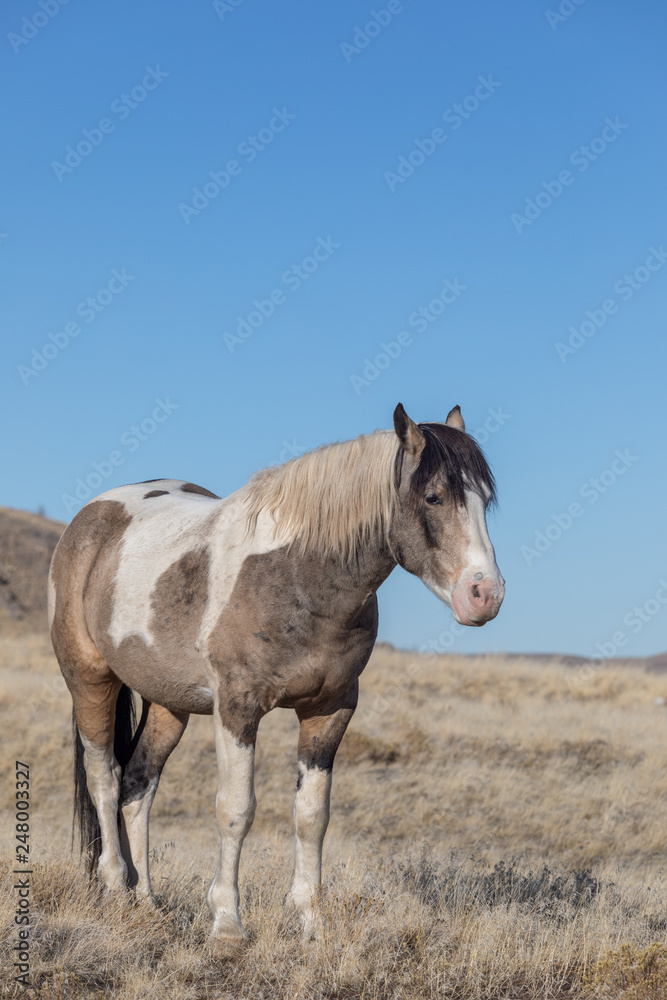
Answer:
[583,942,667,999]
[4,638,667,998]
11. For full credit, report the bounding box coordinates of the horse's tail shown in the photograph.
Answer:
[73,683,139,875]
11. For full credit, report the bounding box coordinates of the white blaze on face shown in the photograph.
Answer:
[424,489,503,622]
[461,489,498,579]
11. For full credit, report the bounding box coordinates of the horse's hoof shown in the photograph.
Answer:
[98,882,129,899]
[135,891,158,909]
[209,930,249,959]
[209,913,249,958]
[285,892,324,943]
[301,914,324,944]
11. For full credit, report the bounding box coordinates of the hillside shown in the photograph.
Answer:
[0,506,64,635]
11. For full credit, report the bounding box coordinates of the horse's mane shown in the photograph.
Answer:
[244,423,495,561]
[244,430,398,561]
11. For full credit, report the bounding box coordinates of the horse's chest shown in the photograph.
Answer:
[207,550,379,710]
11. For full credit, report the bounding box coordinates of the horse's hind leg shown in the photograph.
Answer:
[71,671,128,891]
[119,701,189,898]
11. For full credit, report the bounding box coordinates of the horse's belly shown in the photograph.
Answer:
[93,629,214,714]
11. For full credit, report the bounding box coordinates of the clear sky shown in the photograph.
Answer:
[2,0,666,658]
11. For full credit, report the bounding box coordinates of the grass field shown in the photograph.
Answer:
[2,634,667,998]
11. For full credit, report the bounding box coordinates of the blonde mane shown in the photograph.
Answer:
[244,430,399,560]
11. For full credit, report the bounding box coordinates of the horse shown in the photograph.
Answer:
[48,403,504,945]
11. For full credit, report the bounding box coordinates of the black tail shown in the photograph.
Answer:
[72,684,142,875]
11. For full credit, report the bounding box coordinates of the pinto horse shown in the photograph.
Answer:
[49,404,504,944]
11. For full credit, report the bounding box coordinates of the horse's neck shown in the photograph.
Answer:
[321,537,397,610]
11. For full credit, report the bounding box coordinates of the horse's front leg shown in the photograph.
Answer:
[207,707,258,947]
[288,682,358,941]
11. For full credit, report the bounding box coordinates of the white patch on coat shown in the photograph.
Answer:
[207,716,256,939]
[47,574,56,630]
[120,775,159,897]
[84,481,284,652]
[197,503,286,661]
[288,761,331,938]
[79,733,127,890]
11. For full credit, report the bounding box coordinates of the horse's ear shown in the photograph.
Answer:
[393,403,426,457]
[445,404,465,431]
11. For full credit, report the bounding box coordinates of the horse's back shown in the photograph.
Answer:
[49,480,231,714]
[49,479,226,618]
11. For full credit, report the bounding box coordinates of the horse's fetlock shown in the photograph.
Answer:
[97,853,128,891]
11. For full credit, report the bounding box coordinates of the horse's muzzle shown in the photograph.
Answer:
[451,574,505,627]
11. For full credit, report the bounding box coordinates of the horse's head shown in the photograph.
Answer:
[388,403,504,627]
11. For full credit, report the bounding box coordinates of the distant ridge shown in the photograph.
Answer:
[468,650,667,675]
[376,644,667,674]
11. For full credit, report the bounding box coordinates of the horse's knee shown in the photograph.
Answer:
[217,793,256,838]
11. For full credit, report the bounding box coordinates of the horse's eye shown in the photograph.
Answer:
[424,492,441,505]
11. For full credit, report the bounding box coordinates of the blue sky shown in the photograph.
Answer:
[2,0,666,658]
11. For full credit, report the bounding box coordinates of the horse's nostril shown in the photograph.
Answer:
[471,584,481,599]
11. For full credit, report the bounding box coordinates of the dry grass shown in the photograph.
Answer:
[2,635,667,998]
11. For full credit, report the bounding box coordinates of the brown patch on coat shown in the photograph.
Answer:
[87,547,213,716]
[207,545,391,744]
[149,548,210,636]
[143,490,169,499]
[50,500,133,743]
[296,682,358,771]
[180,482,220,499]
